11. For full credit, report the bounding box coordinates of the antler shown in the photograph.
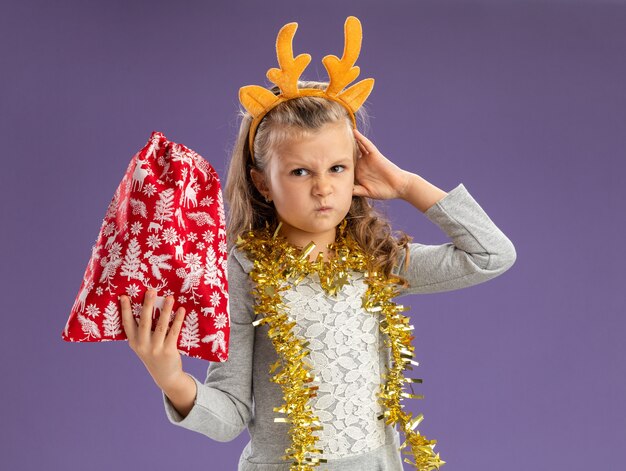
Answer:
[142,279,168,292]
[323,16,374,113]
[266,22,311,97]
[323,17,362,96]
[239,22,312,118]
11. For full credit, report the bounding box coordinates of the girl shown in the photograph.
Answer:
[119,21,516,471]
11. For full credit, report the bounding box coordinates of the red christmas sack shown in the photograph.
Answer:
[62,131,230,362]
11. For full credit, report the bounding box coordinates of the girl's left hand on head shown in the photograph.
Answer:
[352,128,411,200]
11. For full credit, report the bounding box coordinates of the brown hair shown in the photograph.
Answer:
[224,80,412,281]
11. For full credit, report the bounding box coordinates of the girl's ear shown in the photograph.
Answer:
[250,168,269,197]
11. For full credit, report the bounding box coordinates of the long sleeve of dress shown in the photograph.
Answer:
[161,246,256,442]
[393,183,517,296]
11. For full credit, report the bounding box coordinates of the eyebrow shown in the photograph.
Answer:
[281,156,353,167]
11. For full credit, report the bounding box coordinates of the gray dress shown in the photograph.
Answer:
[161,183,517,470]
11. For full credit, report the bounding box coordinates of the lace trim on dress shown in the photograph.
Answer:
[282,271,386,459]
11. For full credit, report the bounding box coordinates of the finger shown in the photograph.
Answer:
[353,128,377,154]
[119,295,138,340]
[353,184,369,197]
[153,295,174,345]
[165,307,186,350]
[137,289,156,343]
[353,131,366,155]
[356,139,369,158]
[357,140,368,156]
[353,128,368,147]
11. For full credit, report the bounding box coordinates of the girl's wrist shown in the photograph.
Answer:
[400,173,449,212]
[160,371,197,418]
[157,369,188,394]
[397,171,415,201]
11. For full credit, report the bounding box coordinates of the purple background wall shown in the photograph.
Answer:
[2,0,624,469]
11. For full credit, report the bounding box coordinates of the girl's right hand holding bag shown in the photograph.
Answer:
[119,289,187,393]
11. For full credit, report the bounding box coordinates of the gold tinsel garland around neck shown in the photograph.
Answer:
[235,221,445,471]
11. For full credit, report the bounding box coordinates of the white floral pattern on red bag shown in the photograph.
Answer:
[62,131,229,362]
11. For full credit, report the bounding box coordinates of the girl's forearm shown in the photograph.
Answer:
[161,371,197,418]
[400,172,449,213]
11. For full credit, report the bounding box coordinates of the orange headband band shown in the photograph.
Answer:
[238,16,375,162]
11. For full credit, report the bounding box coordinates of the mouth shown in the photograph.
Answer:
[315,206,332,212]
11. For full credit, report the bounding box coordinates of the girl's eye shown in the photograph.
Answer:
[330,165,346,173]
[290,168,309,176]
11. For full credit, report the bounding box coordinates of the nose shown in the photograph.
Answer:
[312,174,333,197]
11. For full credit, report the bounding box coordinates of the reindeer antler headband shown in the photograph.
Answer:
[239,16,375,162]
